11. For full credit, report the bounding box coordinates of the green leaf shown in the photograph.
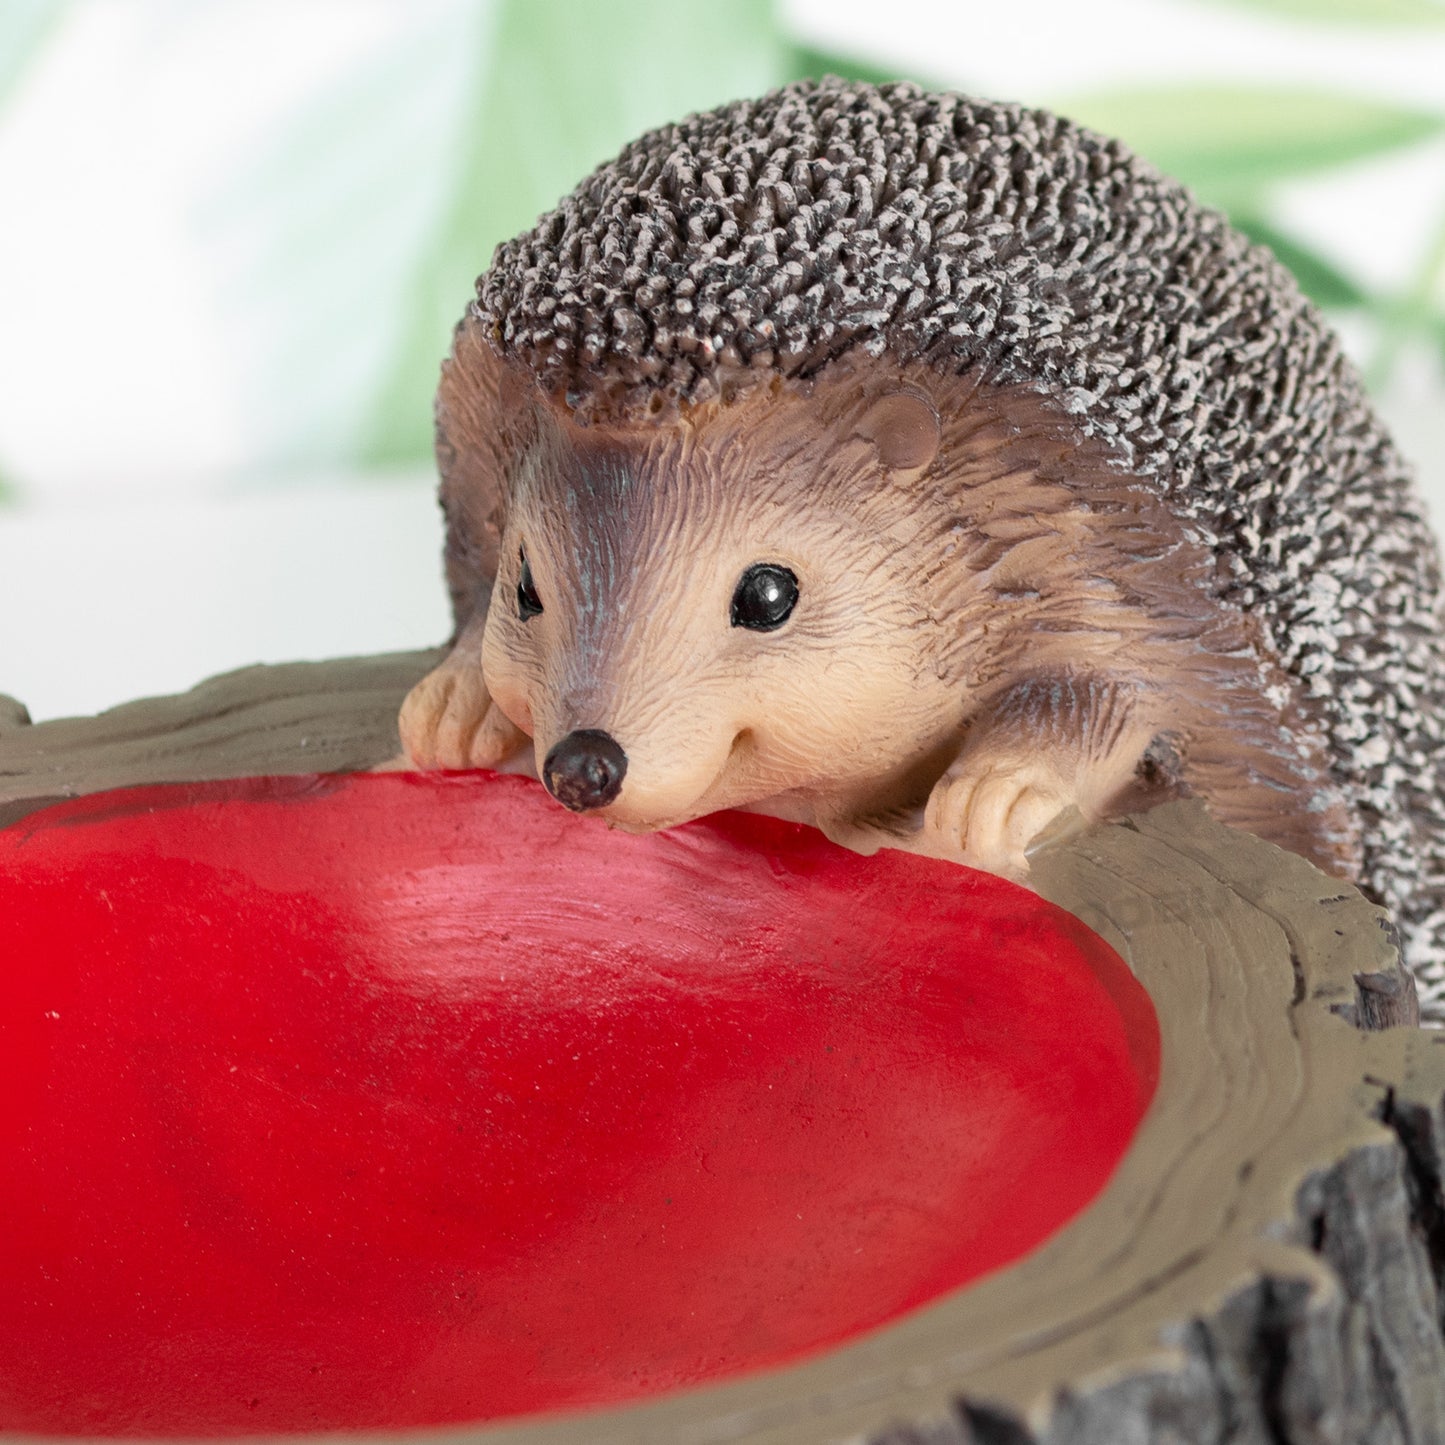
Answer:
[198,6,505,477]
[0,0,67,110]
[1229,214,1370,309]
[1193,0,1445,25]
[1364,300,1445,391]
[1055,86,1445,194]
[361,0,791,467]
[1368,204,1445,386]
[782,44,926,91]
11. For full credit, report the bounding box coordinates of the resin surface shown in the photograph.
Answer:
[0,771,1156,1434]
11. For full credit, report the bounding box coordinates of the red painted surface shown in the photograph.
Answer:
[0,771,1158,1436]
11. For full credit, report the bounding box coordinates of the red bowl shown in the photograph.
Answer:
[0,771,1157,1435]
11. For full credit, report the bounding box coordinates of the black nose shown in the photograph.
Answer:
[542,729,628,812]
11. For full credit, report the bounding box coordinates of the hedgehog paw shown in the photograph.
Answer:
[398,660,528,771]
[923,759,1076,879]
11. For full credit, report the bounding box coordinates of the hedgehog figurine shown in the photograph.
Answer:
[398,78,1445,1019]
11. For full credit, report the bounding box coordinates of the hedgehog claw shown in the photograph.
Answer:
[399,658,528,772]
[923,759,1075,880]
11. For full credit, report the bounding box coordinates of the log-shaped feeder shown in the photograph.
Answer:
[2,652,1443,1445]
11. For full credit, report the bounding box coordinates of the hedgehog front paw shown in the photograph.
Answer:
[398,659,528,771]
[922,756,1076,879]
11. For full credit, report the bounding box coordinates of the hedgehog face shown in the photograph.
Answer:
[475,377,969,833]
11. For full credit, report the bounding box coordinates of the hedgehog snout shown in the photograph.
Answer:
[542,729,629,812]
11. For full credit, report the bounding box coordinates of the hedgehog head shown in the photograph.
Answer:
[467,351,972,832]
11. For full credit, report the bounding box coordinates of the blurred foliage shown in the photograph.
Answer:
[1057,86,1443,193]
[0,0,64,108]
[1227,213,1368,308]
[784,44,919,91]
[1197,0,1445,25]
[1369,208,1445,386]
[205,1,502,474]
[2,0,1442,481]
[362,0,789,465]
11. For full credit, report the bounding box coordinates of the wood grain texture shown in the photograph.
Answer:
[1,653,1442,1445]
[0,651,438,830]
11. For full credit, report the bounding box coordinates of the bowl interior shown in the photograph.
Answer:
[0,771,1157,1435]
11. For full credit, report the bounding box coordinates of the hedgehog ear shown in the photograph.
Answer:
[855,390,941,478]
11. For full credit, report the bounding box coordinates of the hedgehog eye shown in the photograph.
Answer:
[730,564,798,632]
[516,549,543,620]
